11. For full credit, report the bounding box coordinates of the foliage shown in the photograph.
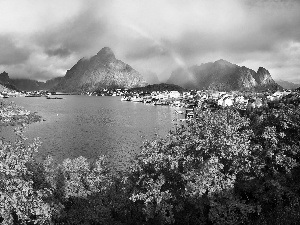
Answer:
[0,126,51,224]
[0,101,41,126]
[2,102,300,224]
[129,108,258,224]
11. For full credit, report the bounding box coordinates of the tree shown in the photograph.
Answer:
[129,108,259,224]
[0,126,51,224]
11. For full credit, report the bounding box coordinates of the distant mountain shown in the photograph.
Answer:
[10,79,47,91]
[52,47,147,92]
[167,59,281,91]
[130,83,186,93]
[0,71,49,91]
[275,79,300,90]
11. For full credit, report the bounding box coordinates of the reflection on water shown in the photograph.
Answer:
[1,96,183,168]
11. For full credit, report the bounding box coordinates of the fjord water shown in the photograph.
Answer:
[2,96,180,168]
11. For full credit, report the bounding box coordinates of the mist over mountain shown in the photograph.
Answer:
[140,70,160,84]
[0,71,45,91]
[167,59,281,91]
[275,79,300,90]
[1,56,284,93]
[52,47,147,92]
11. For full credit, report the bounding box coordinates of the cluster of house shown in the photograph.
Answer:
[2,87,298,111]
[0,90,19,98]
[118,89,300,112]
[0,90,61,98]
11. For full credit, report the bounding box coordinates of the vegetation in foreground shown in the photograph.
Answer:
[0,101,41,126]
[1,101,300,224]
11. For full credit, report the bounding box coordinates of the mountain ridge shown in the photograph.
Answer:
[167,60,281,91]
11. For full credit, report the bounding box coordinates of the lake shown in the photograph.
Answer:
[1,96,183,168]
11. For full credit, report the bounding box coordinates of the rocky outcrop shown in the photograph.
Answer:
[52,47,147,92]
[254,67,276,85]
[167,60,281,91]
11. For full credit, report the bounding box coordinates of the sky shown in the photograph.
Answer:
[0,0,299,83]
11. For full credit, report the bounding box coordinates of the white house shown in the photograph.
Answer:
[223,96,234,107]
[169,91,181,99]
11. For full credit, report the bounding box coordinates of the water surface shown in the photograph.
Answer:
[1,96,182,168]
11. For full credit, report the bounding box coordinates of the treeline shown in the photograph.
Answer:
[1,101,300,224]
[129,83,187,93]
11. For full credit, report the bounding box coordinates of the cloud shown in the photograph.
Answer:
[0,0,299,82]
[34,3,108,57]
[0,35,30,65]
[45,47,72,58]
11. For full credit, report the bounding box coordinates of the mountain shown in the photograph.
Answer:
[167,59,281,91]
[0,71,19,91]
[0,71,48,91]
[52,47,147,92]
[275,79,300,90]
[10,79,47,91]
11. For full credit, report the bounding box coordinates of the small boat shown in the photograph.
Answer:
[25,94,42,97]
[46,97,63,99]
[175,110,184,114]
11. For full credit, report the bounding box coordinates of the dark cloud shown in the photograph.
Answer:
[35,5,107,57]
[0,35,30,65]
[45,47,72,58]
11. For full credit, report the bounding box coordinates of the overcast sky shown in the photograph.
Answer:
[0,0,299,83]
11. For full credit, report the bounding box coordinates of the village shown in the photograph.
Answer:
[1,87,300,117]
[115,88,298,107]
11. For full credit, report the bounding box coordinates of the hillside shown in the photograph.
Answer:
[130,83,186,93]
[0,71,19,91]
[0,71,47,91]
[167,59,281,91]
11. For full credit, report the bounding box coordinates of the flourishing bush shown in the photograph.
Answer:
[128,109,259,224]
[0,126,52,224]
[128,106,300,224]
[2,103,300,224]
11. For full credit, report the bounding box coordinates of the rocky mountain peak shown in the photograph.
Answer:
[0,71,10,82]
[257,67,270,75]
[254,67,275,85]
[51,47,146,92]
[96,47,116,61]
[214,59,234,67]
